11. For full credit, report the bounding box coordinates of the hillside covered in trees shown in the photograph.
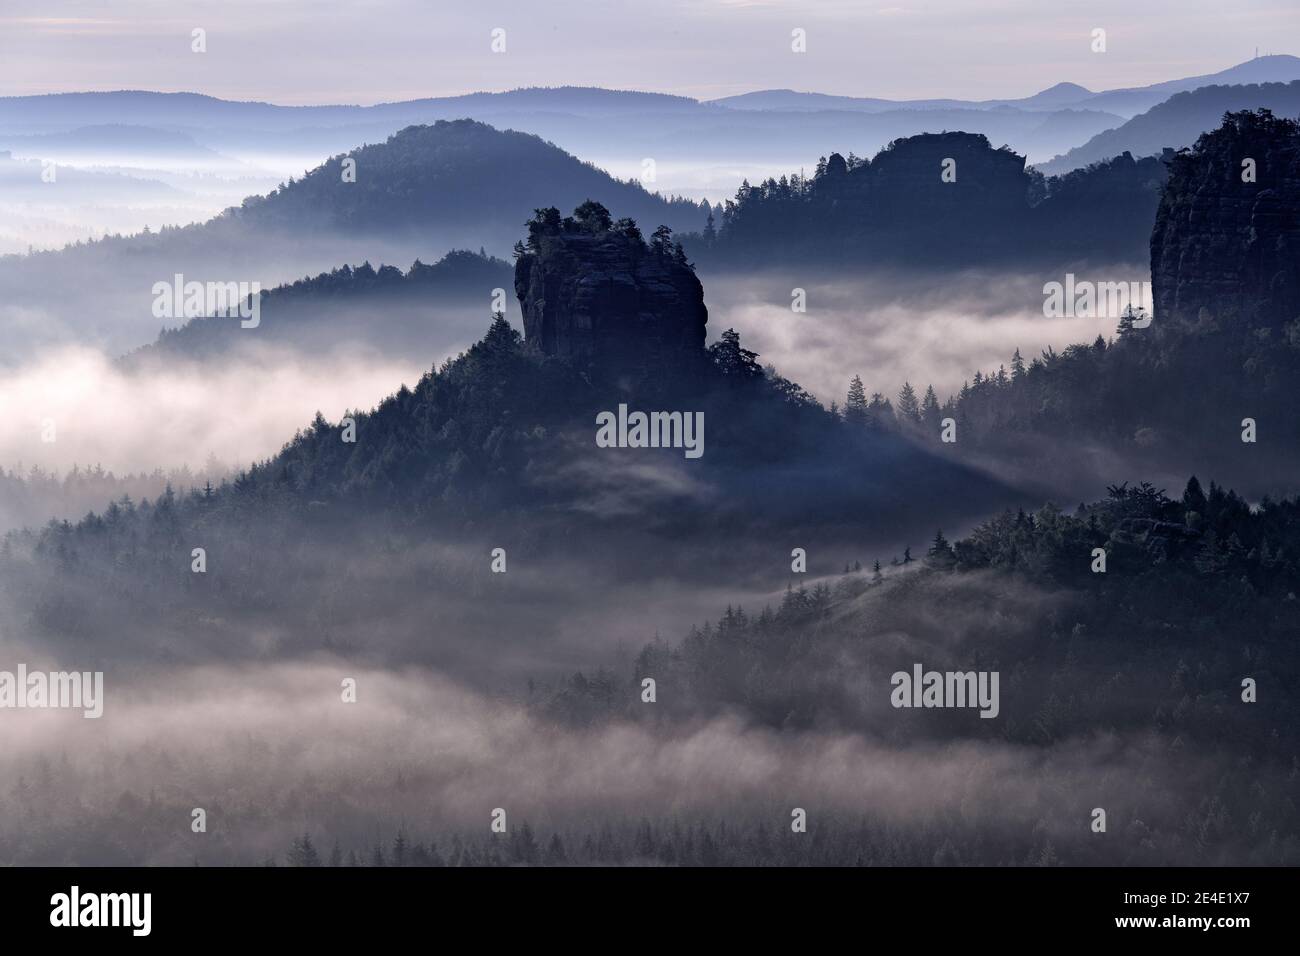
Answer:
[124,249,514,365]
[685,132,1169,267]
[1037,79,1300,174]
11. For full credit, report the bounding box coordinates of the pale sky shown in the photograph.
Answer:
[0,0,1295,104]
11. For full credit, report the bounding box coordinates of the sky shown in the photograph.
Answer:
[0,0,1295,104]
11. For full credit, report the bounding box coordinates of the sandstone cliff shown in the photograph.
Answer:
[513,202,707,374]
[1151,109,1300,329]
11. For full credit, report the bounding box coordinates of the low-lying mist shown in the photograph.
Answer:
[0,343,424,479]
[701,265,1148,406]
[0,660,1262,866]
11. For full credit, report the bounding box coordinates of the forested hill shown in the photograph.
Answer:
[3,119,709,354]
[547,476,1300,734]
[686,131,1168,267]
[123,249,514,365]
[811,111,1300,495]
[231,119,706,236]
[530,472,1300,866]
[1037,80,1300,175]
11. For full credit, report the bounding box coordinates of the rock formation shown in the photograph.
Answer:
[513,202,708,374]
[1151,109,1300,329]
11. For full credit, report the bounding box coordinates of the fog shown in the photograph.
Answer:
[0,344,425,478]
[700,266,1148,406]
[0,657,1257,866]
[1,239,508,358]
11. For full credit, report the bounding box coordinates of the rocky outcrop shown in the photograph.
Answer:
[513,203,707,374]
[1151,109,1300,329]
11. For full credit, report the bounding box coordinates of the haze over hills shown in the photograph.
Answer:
[1036,80,1300,174]
[124,249,517,368]
[0,85,1125,183]
[0,119,705,355]
[0,124,233,168]
[710,55,1300,118]
[2,55,1295,252]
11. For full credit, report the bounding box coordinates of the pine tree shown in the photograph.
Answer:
[708,328,763,379]
[926,529,956,569]
[1182,475,1208,517]
[867,393,894,430]
[896,382,921,424]
[921,385,941,429]
[845,375,868,426]
[1011,347,1026,380]
[651,224,673,255]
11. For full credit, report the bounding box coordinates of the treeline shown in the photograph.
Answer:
[834,304,1300,472]
[0,461,231,534]
[125,248,513,363]
[685,132,1168,266]
[261,811,1238,867]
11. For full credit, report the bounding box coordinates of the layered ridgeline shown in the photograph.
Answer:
[688,131,1169,267]
[823,111,1300,498]
[3,119,707,354]
[1037,80,1300,175]
[123,249,514,366]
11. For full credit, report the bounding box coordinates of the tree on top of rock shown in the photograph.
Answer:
[709,328,763,380]
[572,199,613,233]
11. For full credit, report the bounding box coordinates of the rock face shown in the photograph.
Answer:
[513,204,707,373]
[1151,109,1300,329]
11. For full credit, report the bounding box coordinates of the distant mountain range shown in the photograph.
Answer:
[4,56,1295,188]
[0,124,240,172]
[1034,80,1300,174]
[711,55,1300,119]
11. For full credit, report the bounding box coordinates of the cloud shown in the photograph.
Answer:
[0,659,1227,863]
[0,343,425,475]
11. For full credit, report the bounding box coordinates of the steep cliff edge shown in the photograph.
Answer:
[513,201,708,375]
[1151,109,1300,330]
